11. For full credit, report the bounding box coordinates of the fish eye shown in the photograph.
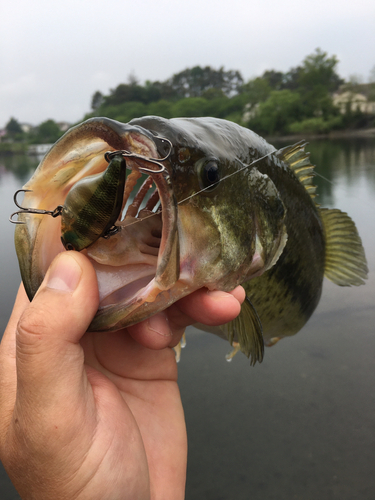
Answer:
[199,159,221,192]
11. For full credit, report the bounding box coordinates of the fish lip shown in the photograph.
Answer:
[88,129,180,330]
[15,117,180,331]
[121,152,179,289]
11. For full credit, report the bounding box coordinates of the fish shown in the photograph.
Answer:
[13,116,368,365]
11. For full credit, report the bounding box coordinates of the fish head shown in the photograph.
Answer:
[14,116,287,331]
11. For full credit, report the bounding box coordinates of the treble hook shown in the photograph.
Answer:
[104,136,172,175]
[9,190,63,224]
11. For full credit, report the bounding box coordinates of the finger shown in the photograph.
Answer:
[1,284,30,365]
[14,251,99,417]
[127,286,245,351]
[127,312,179,351]
[0,285,30,431]
[167,285,245,331]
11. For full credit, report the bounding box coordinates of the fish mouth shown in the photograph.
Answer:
[15,118,182,331]
[87,137,181,331]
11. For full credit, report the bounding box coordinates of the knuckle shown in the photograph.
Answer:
[17,305,52,347]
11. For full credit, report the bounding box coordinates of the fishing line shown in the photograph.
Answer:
[120,149,277,229]
[177,149,277,204]
[313,171,335,185]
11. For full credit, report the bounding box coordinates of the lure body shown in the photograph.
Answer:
[61,154,126,251]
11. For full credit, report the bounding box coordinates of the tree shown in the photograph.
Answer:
[298,48,343,93]
[35,119,62,143]
[261,70,284,90]
[167,66,244,99]
[283,49,343,120]
[105,83,146,106]
[248,90,303,135]
[281,66,303,91]
[91,91,104,111]
[171,97,208,117]
[242,77,271,107]
[5,117,23,136]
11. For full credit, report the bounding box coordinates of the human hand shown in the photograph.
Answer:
[0,252,244,500]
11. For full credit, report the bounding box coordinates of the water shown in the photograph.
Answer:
[1,139,374,499]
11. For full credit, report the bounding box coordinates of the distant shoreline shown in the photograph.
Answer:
[1,127,374,155]
[267,127,375,143]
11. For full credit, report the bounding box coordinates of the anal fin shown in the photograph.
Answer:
[220,297,264,366]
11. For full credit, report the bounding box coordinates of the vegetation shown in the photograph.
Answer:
[2,49,374,146]
[85,66,248,125]
[86,49,374,136]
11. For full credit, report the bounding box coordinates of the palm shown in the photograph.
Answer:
[0,252,243,500]
[80,329,187,500]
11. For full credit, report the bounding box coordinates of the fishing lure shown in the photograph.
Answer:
[11,154,126,251]
[10,139,173,251]
[60,154,127,251]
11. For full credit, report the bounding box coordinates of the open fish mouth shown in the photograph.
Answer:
[14,118,181,331]
[87,141,180,331]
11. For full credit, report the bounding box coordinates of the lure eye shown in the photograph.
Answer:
[199,159,221,192]
[61,236,77,251]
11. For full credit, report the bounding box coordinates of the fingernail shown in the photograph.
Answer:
[46,253,82,292]
[148,313,173,337]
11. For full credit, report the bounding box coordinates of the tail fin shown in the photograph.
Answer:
[320,208,368,286]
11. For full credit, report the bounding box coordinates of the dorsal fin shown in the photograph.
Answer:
[320,208,368,286]
[274,141,317,200]
[220,297,264,366]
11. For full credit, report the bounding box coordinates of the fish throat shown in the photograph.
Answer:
[82,140,180,330]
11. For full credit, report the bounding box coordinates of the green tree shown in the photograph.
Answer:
[287,49,343,120]
[242,77,271,109]
[261,70,284,90]
[167,66,244,99]
[34,119,62,143]
[105,83,146,106]
[281,66,303,91]
[171,97,208,117]
[147,99,173,118]
[5,117,23,136]
[298,48,343,93]
[91,91,104,111]
[249,90,303,135]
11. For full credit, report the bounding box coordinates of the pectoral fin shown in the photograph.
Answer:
[320,208,368,286]
[220,297,264,366]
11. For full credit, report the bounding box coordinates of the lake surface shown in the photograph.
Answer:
[1,138,374,499]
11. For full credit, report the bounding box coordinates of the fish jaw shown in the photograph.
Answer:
[88,202,266,332]
[14,118,180,314]
[14,117,218,332]
[14,116,286,333]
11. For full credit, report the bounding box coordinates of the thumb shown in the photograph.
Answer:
[15,251,99,413]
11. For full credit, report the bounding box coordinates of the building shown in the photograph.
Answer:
[333,86,375,115]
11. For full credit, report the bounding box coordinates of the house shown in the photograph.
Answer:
[57,121,71,132]
[333,89,375,115]
[20,123,34,133]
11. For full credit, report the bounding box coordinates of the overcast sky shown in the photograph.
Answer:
[1,0,374,128]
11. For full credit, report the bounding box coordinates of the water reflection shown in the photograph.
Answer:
[1,138,374,500]
[0,154,39,182]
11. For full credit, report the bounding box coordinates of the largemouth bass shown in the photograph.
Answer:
[12,117,368,364]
